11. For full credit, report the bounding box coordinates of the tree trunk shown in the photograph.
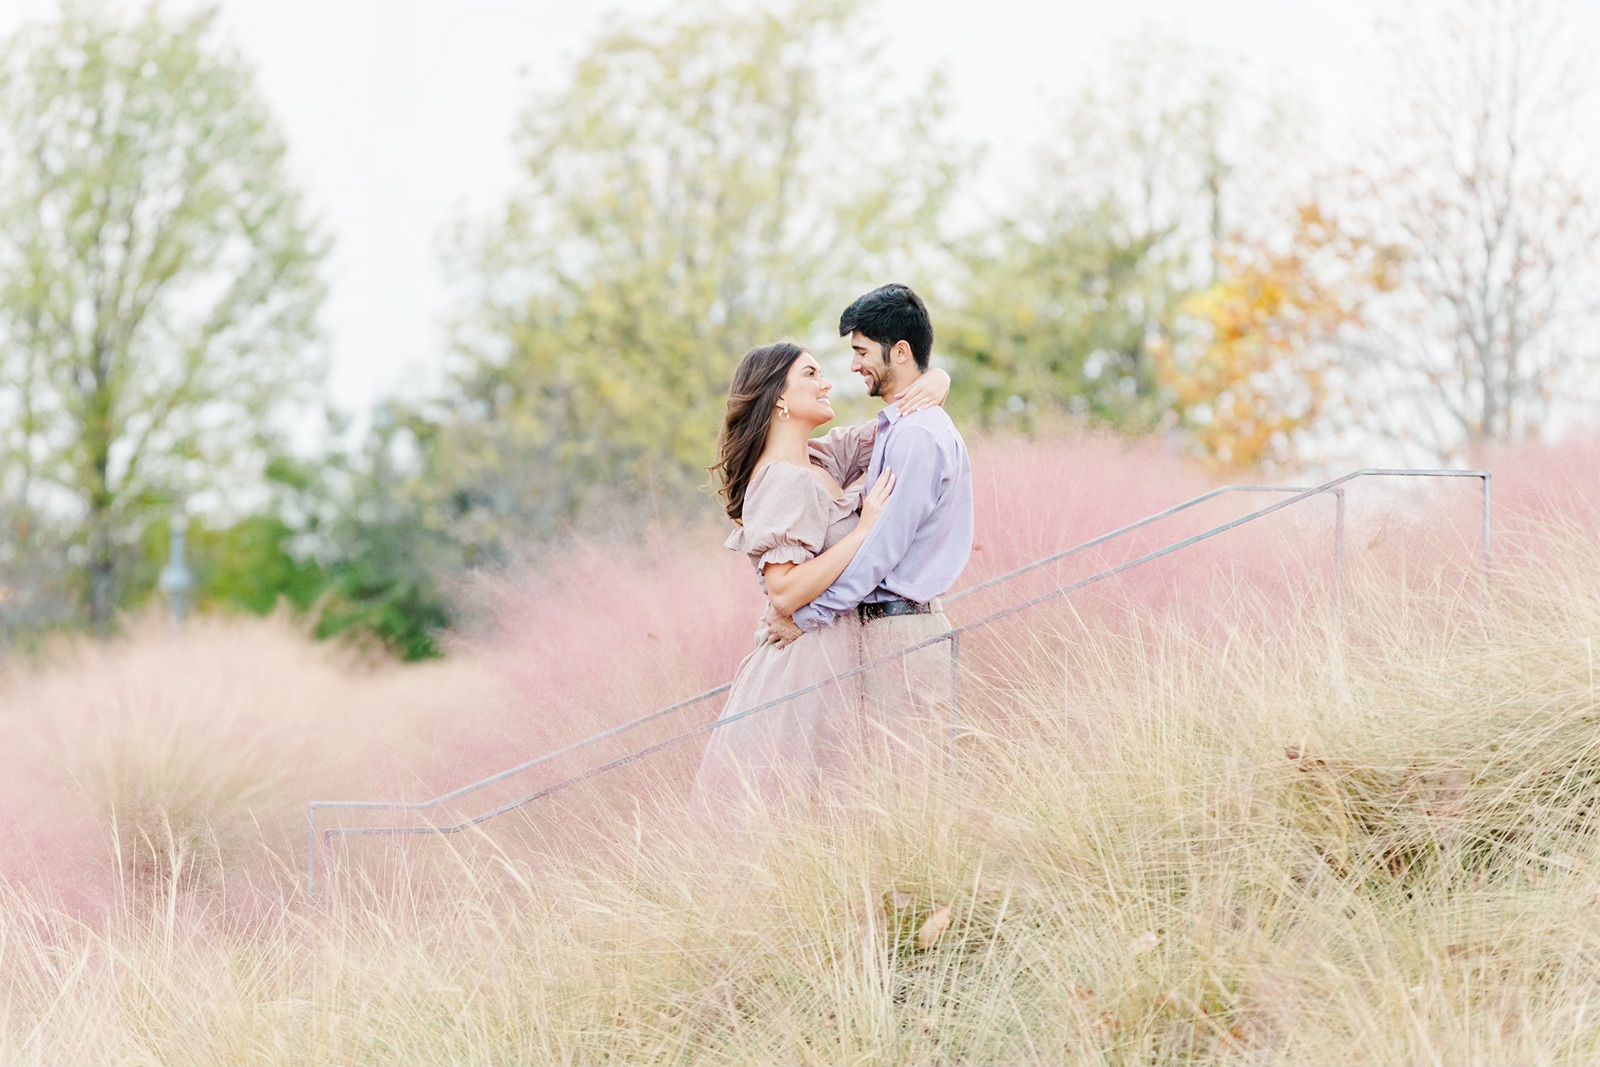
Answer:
[85,335,116,635]
[87,512,115,634]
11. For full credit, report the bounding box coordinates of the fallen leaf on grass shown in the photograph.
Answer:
[1285,744,1329,771]
[917,905,953,949]
[1126,931,1160,957]
[1424,766,1470,817]
[1445,943,1497,963]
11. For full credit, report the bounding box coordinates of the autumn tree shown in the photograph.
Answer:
[1349,0,1600,458]
[1156,203,1400,470]
[425,0,959,551]
[0,5,327,630]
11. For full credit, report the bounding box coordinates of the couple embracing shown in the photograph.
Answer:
[694,284,974,808]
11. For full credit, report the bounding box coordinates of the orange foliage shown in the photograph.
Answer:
[1156,203,1400,469]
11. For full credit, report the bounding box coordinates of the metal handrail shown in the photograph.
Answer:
[303,481,1312,881]
[306,467,1490,894]
[308,487,1308,819]
[944,483,1322,604]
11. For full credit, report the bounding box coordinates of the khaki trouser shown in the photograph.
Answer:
[857,605,955,771]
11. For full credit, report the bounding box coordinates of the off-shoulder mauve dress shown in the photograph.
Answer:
[691,423,875,809]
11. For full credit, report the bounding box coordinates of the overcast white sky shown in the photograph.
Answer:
[1,0,1391,420]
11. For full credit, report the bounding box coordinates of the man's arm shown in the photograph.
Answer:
[806,420,876,489]
[791,424,947,632]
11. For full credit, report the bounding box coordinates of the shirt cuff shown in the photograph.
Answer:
[792,603,833,632]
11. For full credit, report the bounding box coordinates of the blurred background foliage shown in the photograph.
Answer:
[0,0,1596,660]
[418,0,961,559]
[0,4,325,636]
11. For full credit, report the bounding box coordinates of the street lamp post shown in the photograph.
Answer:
[158,505,194,625]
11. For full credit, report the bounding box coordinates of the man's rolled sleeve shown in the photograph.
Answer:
[791,425,944,632]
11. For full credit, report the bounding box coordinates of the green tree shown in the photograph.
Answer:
[129,422,454,662]
[942,33,1308,431]
[0,4,326,632]
[426,0,960,552]
[941,204,1168,433]
[133,511,326,617]
[0,504,77,649]
[309,411,454,661]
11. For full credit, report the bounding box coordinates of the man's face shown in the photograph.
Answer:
[848,330,894,398]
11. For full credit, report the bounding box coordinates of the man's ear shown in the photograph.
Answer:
[891,340,913,365]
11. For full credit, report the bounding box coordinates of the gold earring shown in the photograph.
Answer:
[777,401,791,421]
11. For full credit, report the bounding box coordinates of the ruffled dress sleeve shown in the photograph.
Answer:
[807,421,877,488]
[724,463,830,573]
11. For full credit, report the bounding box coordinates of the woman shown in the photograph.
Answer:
[692,341,949,809]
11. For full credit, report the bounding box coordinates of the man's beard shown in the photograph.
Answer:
[865,358,892,398]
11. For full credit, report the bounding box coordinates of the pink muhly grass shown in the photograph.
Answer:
[965,431,1218,580]
[1477,433,1600,537]
[956,431,1355,636]
[464,528,759,755]
[460,434,1233,795]
[2,429,1596,913]
[0,614,528,913]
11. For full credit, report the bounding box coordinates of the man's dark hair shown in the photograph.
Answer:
[839,283,933,371]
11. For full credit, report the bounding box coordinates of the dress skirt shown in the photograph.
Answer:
[691,612,862,812]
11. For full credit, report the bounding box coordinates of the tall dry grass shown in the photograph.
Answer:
[3,431,1599,1063]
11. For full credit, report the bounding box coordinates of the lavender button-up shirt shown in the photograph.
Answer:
[792,401,974,632]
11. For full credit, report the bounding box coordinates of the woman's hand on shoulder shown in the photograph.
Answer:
[893,367,951,414]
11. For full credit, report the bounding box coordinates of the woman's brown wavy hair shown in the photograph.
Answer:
[710,342,806,523]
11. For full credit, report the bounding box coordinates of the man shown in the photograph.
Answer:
[771,283,974,749]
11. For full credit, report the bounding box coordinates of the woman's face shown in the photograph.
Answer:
[778,351,834,428]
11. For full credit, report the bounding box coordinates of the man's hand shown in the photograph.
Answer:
[763,602,804,648]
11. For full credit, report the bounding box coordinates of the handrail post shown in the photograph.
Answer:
[306,803,317,899]
[947,631,961,771]
[1333,487,1347,613]
[1481,472,1493,583]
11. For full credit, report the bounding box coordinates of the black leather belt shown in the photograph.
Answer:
[858,597,932,622]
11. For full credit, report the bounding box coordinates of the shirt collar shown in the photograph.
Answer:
[878,401,906,427]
